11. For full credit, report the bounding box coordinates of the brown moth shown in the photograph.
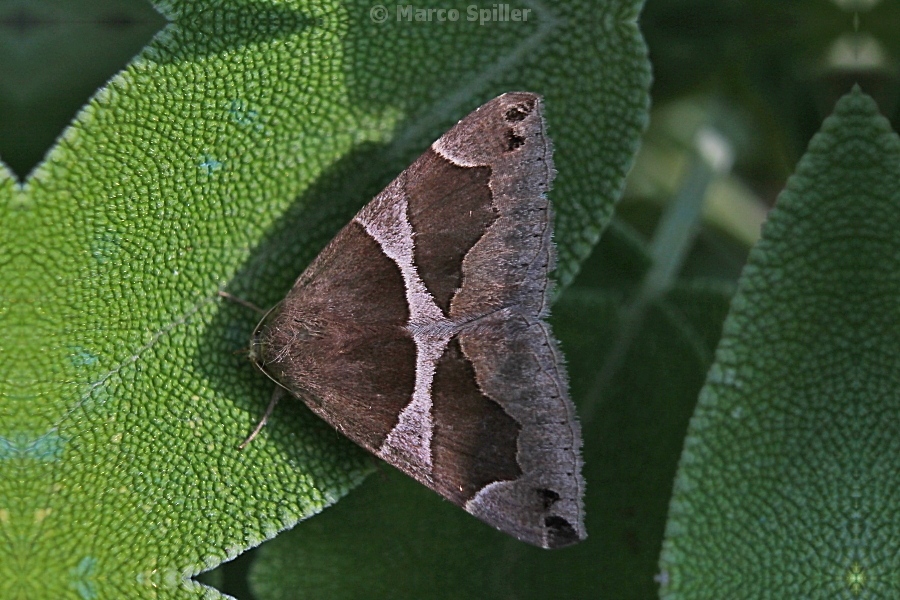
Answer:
[250,92,585,548]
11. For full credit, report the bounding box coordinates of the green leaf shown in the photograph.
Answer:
[660,88,900,598]
[1,0,650,598]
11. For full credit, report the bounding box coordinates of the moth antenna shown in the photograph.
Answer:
[238,387,285,449]
[218,290,266,315]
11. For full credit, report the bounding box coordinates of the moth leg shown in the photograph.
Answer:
[238,387,285,449]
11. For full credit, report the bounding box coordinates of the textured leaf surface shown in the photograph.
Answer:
[660,88,900,598]
[0,0,649,598]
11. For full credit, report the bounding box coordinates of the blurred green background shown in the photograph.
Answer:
[0,0,165,179]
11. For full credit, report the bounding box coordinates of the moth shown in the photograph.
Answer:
[249,92,585,548]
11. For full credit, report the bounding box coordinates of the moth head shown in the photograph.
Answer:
[249,302,323,368]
